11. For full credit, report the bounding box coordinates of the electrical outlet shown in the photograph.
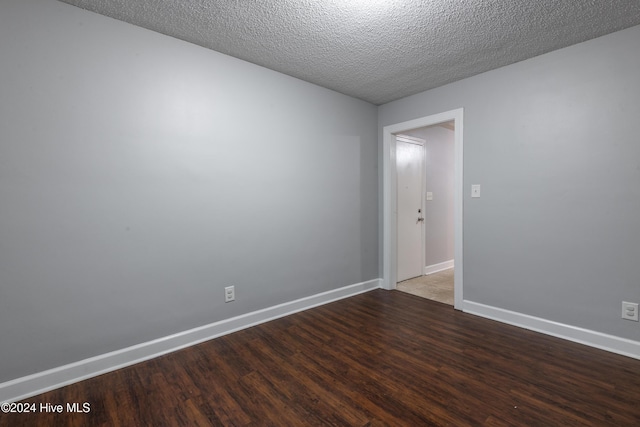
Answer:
[621,301,638,321]
[225,286,235,303]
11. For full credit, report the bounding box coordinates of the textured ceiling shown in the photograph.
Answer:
[59,0,640,105]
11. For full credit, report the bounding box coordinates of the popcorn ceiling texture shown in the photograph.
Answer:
[58,0,640,105]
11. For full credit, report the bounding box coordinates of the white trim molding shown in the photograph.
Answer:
[0,278,382,403]
[464,301,640,360]
[382,108,464,310]
[424,260,454,276]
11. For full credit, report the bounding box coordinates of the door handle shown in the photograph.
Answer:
[417,217,424,222]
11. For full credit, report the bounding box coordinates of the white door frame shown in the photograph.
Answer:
[382,108,464,310]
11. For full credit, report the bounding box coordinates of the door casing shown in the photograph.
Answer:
[382,108,464,310]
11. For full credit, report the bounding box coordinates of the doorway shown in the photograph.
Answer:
[382,109,464,310]
[396,123,455,305]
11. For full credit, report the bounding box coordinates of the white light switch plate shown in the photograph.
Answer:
[426,192,433,201]
[471,184,481,198]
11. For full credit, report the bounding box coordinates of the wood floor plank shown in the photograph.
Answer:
[2,289,640,426]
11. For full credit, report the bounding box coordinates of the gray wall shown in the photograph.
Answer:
[379,24,640,341]
[0,0,378,383]
[404,126,455,267]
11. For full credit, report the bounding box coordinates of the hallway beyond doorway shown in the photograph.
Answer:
[396,268,454,305]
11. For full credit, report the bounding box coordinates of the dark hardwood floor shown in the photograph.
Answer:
[2,289,640,426]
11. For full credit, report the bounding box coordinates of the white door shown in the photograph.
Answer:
[396,135,424,282]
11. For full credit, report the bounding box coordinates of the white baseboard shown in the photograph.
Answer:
[463,300,640,360]
[424,259,454,275]
[0,278,382,403]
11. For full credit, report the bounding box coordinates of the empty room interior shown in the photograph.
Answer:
[1,0,640,425]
